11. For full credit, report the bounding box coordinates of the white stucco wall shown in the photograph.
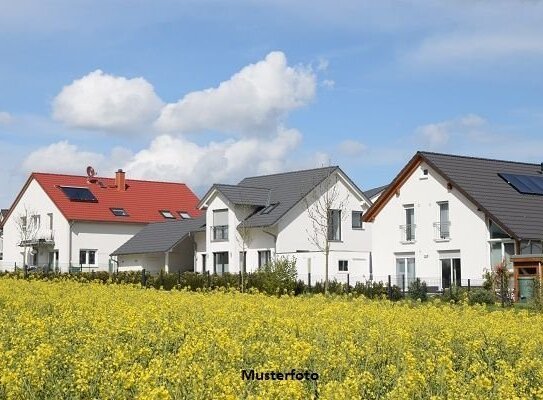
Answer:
[276,174,372,283]
[1,179,70,270]
[371,162,491,288]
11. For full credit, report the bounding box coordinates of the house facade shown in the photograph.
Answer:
[114,166,374,283]
[0,169,200,272]
[0,209,8,260]
[365,151,543,298]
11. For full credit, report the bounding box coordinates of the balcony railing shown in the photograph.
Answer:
[211,225,229,241]
[19,229,55,246]
[399,224,416,243]
[433,221,451,240]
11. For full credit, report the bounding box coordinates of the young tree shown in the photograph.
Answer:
[304,169,349,294]
[15,206,40,268]
[235,203,256,293]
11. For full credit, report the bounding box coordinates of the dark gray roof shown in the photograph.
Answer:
[211,184,270,206]
[237,166,340,228]
[420,151,543,240]
[111,215,206,255]
[364,185,388,199]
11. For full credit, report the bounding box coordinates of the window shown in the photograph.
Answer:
[396,256,415,288]
[79,250,97,266]
[441,257,461,289]
[423,169,428,176]
[47,213,53,230]
[490,241,516,268]
[239,251,247,273]
[489,220,510,239]
[178,211,192,219]
[202,254,207,273]
[110,208,128,217]
[20,216,27,229]
[31,214,41,229]
[338,260,348,272]
[352,211,363,229]
[260,203,278,214]
[60,186,97,202]
[520,240,543,255]
[213,252,229,275]
[258,250,271,268]
[212,209,229,241]
[402,205,415,242]
[327,210,341,241]
[435,202,450,239]
[160,210,175,219]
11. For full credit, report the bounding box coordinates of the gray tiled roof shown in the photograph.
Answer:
[421,151,543,240]
[212,184,270,206]
[364,185,388,199]
[111,215,206,255]
[237,166,339,228]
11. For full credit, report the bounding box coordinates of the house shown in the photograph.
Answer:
[113,166,373,283]
[0,209,8,260]
[364,151,543,299]
[0,169,200,272]
[364,185,388,203]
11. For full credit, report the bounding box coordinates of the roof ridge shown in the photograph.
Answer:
[32,172,188,186]
[240,165,338,181]
[215,183,271,190]
[419,151,541,168]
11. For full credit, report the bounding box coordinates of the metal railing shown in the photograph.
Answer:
[433,221,450,240]
[211,225,229,241]
[19,229,55,246]
[399,224,416,242]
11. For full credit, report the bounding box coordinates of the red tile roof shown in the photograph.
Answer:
[14,172,201,224]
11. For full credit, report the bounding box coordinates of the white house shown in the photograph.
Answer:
[364,151,543,299]
[114,166,374,283]
[0,168,200,272]
[0,209,8,260]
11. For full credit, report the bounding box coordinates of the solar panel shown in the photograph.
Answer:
[60,186,98,202]
[498,173,543,195]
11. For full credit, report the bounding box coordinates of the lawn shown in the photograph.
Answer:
[1,278,543,399]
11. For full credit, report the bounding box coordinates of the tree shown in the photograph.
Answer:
[235,203,255,293]
[15,206,40,268]
[304,168,349,294]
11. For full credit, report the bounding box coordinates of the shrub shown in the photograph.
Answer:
[353,281,387,299]
[408,278,428,302]
[468,289,495,306]
[247,257,297,295]
[389,285,403,301]
[442,285,467,303]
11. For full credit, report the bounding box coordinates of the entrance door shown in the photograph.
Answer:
[518,277,535,303]
[48,250,59,270]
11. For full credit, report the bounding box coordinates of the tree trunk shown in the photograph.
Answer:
[325,245,329,294]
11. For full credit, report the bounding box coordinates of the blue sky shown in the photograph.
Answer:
[2,0,543,206]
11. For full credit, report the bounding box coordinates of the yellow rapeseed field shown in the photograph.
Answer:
[1,278,543,399]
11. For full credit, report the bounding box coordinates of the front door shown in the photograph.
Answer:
[48,250,59,270]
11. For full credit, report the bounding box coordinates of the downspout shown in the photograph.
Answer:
[262,228,277,259]
[68,220,74,273]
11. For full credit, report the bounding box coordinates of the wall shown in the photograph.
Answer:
[1,179,70,270]
[72,222,146,271]
[276,173,372,283]
[371,161,490,288]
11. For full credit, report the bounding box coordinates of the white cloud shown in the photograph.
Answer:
[123,128,302,188]
[52,70,163,133]
[408,31,543,67]
[321,79,335,89]
[0,112,13,125]
[155,51,316,137]
[21,141,132,175]
[338,139,367,157]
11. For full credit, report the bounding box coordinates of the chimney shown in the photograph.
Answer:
[116,169,126,191]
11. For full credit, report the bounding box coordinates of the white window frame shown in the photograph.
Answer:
[338,260,349,272]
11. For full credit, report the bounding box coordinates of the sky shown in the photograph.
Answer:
[2,0,543,207]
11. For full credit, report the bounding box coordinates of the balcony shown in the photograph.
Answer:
[211,225,229,242]
[433,221,451,241]
[19,229,55,246]
[399,224,416,243]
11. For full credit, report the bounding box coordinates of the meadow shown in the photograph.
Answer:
[1,278,543,399]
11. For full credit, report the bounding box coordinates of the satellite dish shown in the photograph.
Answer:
[86,166,96,178]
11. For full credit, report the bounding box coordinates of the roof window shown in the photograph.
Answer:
[160,210,176,219]
[179,211,192,219]
[110,208,128,217]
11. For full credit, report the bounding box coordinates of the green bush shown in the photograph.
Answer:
[468,289,495,306]
[353,281,387,299]
[246,257,297,295]
[442,285,467,303]
[408,278,428,302]
[389,285,403,301]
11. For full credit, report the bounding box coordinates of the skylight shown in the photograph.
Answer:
[179,211,192,219]
[59,186,97,202]
[110,208,128,217]
[498,173,543,196]
[160,210,175,219]
[261,203,278,214]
